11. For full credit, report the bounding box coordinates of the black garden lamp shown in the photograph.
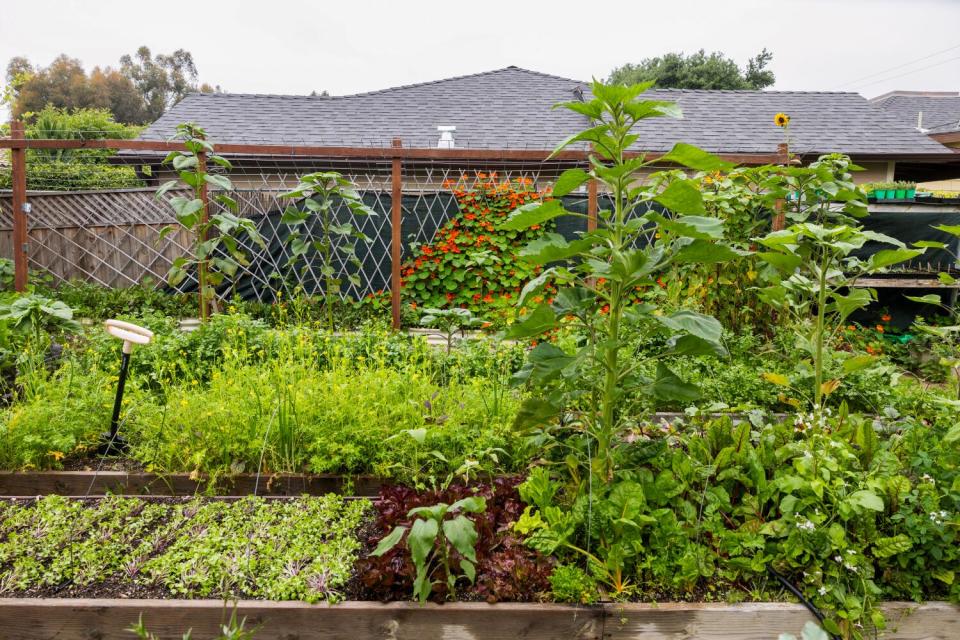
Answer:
[98,319,153,456]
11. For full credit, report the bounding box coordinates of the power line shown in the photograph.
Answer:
[831,43,960,89]
[851,55,960,90]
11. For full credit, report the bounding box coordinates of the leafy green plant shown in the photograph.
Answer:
[904,222,960,398]
[156,122,264,322]
[402,175,550,316]
[548,564,598,604]
[371,496,486,602]
[0,293,80,342]
[754,154,923,416]
[129,608,256,640]
[419,307,485,353]
[280,172,375,331]
[503,80,734,482]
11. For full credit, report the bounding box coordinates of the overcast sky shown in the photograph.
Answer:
[2,0,959,121]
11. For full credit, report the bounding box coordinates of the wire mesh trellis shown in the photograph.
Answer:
[3,131,956,314]
[0,139,588,309]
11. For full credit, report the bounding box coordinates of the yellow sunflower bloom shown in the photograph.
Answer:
[774,113,790,127]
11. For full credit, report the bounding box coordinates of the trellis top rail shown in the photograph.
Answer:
[0,137,784,164]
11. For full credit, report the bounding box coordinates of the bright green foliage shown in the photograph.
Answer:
[548,564,599,604]
[0,315,523,483]
[0,496,369,603]
[0,292,80,342]
[0,106,144,190]
[517,413,959,634]
[371,496,486,602]
[608,49,775,90]
[754,155,923,416]
[0,366,122,468]
[280,172,375,331]
[156,123,265,322]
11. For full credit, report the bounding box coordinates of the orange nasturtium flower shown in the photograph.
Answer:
[881,314,892,322]
[875,325,884,333]
[774,113,790,127]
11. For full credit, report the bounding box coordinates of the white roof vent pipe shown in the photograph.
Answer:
[437,126,456,149]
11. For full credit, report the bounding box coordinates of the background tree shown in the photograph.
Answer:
[119,47,200,122]
[5,47,213,125]
[608,49,775,90]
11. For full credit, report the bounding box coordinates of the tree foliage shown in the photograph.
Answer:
[5,48,215,125]
[0,106,143,190]
[119,46,212,123]
[608,49,775,90]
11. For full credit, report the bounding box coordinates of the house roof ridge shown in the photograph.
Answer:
[336,66,587,99]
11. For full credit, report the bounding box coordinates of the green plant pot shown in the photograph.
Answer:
[874,190,888,200]
[885,189,897,199]
[907,188,916,199]
[895,189,907,199]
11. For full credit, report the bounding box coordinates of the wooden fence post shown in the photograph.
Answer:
[771,142,789,231]
[391,138,403,330]
[10,120,28,291]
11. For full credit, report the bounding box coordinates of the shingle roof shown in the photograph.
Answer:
[135,66,953,157]
[871,92,960,135]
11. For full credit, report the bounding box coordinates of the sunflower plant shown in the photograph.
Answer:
[502,80,737,483]
[156,123,264,322]
[754,155,923,417]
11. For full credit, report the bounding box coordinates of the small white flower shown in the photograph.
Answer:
[795,516,815,532]
[921,474,935,485]
[834,555,843,563]
[844,562,859,573]
[818,586,828,596]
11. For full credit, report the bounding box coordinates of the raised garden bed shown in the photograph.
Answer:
[0,470,381,497]
[0,599,956,640]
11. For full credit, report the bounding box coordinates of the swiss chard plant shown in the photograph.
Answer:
[371,496,486,603]
[753,155,923,418]
[280,172,375,331]
[156,123,264,322]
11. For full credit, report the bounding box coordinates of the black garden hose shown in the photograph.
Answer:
[767,565,841,640]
